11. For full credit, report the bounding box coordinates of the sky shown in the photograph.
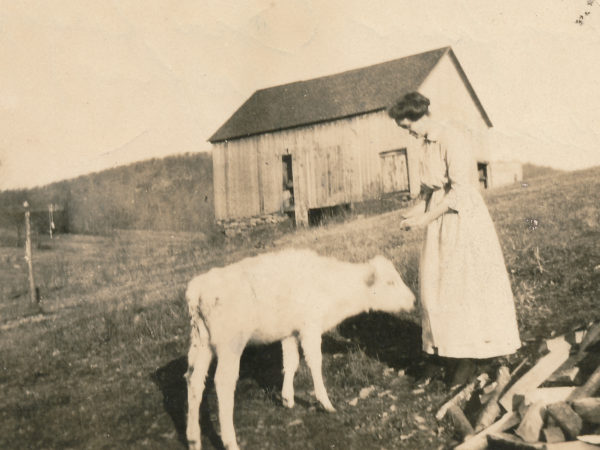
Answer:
[1,0,599,190]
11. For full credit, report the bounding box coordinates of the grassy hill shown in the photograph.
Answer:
[521,162,565,180]
[0,152,214,236]
[0,164,599,449]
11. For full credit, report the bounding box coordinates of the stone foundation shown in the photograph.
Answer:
[217,213,292,237]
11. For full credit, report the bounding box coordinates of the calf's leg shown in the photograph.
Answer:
[281,336,300,408]
[300,330,336,412]
[214,347,243,450]
[186,321,213,450]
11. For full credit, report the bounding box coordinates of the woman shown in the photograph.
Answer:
[388,92,521,380]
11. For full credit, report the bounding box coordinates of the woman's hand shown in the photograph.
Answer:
[400,213,429,230]
[401,200,426,220]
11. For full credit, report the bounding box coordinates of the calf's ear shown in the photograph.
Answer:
[364,268,377,287]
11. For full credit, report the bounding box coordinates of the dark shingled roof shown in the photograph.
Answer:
[209,47,491,143]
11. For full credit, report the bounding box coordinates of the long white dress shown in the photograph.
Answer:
[418,124,521,359]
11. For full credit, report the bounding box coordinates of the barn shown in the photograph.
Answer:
[209,46,521,227]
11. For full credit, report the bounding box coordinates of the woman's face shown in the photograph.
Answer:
[397,116,429,138]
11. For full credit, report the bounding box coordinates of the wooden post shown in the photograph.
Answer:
[48,203,54,239]
[24,201,38,305]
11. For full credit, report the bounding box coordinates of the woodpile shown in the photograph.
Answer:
[435,322,600,450]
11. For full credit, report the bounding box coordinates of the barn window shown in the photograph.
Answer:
[379,148,409,193]
[478,162,488,189]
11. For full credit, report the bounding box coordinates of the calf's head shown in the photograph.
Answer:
[364,255,416,313]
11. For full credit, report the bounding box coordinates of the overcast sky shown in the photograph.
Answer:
[1,0,599,190]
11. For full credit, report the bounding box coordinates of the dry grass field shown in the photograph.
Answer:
[1,165,599,449]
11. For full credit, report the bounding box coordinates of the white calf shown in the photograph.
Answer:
[184,248,415,450]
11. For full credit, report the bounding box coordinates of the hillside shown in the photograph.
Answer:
[0,160,568,239]
[0,152,214,235]
[521,162,565,180]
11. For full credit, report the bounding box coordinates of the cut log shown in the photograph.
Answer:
[456,412,521,450]
[487,432,547,449]
[547,332,594,386]
[577,435,600,445]
[516,401,547,442]
[547,366,580,385]
[578,322,600,355]
[546,442,600,449]
[542,426,565,443]
[511,357,530,379]
[436,373,490,420]
[525,387,577,406]
[571,397,600,424]
[447,404,475,440]
[568,366,600,401]
[546,402,583,440]
[500,337,571,411]
[566,329,586,347]
[513,394,529,418]
[475,366,512,432]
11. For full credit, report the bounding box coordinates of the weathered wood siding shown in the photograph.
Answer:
[212,110,416,221]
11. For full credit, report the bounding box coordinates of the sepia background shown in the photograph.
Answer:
[1,2,599,449]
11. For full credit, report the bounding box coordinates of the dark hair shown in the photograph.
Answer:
[387,91,430,122]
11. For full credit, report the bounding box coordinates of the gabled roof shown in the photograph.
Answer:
[209,47,492,143]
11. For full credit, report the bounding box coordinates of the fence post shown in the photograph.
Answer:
[48,203,54,239]
[23,201,38,305]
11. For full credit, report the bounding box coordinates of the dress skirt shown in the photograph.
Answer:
[419,186,521,359]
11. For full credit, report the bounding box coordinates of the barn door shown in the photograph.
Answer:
[380,148,409,193]
[281,154,294,211]
[478,162,488,189]
[310,145,346,207]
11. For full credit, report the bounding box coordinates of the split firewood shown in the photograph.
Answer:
[546,402,583,440]
[435,373,490,421]
[500,337,571,411]
[515,401,546,442]
[547,366,580,385]
[513,394,530,418]
[510,357,531,382]
[568,366,600,401]
[570,397,600,424]
[486,432,547,450]
[545,441,600,449]
[577,435,600,445]
[578,322,600,355]
[475,366,511,432]
[456,412,521,450]
[447,404,475,440]
[547,323,600,387]
[542,426,565,443]
[524,387,576,406]
[565,329,586,347]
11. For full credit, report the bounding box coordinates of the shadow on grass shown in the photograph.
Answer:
[153,315,425,447]
[152,342,284,449]
[336,312,425,375]
[152,356,222,449]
